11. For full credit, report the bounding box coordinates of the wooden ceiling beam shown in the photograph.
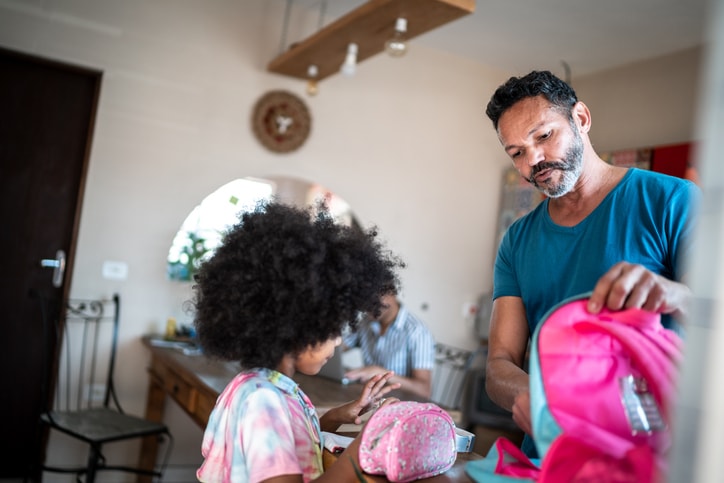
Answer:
[267,0,476,82]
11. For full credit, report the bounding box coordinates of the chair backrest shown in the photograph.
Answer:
[430,343,478,410]
[47,294,123,412]
[460,366,519,432]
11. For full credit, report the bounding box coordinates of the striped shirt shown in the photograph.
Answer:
[344,305,435,377]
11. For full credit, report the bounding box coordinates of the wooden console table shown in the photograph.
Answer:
[139,337,481,482]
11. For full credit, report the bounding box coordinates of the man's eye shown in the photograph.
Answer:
[510,150,521,159]
[539,131,551,140]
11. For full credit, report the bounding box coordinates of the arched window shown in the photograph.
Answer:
[166,176,357,281]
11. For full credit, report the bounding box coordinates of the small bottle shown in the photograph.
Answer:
[165,317,177,339]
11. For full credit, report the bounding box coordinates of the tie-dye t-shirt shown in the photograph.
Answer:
[197,368,324,483]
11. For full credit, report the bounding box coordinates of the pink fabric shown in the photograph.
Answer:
[359,401,456,482]
[492,437,541,479]
[467,299,681,483]
[537,300,681,471]
[540,434,655,483]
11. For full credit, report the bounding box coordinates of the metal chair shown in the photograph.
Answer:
[430,343,480,422]
[32,292,173,482]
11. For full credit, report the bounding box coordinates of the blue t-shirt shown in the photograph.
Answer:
[494,168,699,333]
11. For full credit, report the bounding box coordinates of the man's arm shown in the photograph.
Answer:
[343,366,432,399]
[394,368,432,399]
[485,296,533,435]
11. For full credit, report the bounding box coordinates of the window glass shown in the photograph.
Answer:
[166,176,357,281]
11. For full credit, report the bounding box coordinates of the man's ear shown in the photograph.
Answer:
[573,101,592,134]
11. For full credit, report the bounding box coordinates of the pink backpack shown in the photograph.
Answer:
[358,401,457,482]
[466,293,683,482]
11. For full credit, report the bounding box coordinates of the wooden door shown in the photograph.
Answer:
[0,47,101,479]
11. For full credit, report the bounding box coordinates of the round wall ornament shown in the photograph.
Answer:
[251,90,311,153]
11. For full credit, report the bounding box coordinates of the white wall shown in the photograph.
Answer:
[576,46,702,152]
[0,0,703,481]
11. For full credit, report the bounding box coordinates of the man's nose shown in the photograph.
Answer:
[525,146,545,167]
[514,148,544,177]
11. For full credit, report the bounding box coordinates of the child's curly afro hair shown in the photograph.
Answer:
[192,200,404,369]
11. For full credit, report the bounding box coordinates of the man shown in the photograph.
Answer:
[343,293,435,399]
[484,70,699,457]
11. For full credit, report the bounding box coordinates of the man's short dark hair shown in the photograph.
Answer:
[485,70,578,130]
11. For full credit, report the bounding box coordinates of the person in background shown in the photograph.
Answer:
[192,201,404,482]
[483,70,700,458]
[343,292,436,399]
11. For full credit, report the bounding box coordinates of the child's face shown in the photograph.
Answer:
[296,336,342,376]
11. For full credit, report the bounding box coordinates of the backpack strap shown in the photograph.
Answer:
[465,436,540,482]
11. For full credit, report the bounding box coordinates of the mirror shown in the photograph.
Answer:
[166,176,359,281]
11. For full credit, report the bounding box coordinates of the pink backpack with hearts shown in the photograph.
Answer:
[466,293,683,483]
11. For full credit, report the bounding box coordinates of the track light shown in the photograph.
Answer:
[385,18,408,57]
[306,64,319,96]
[341,42,358,77]
[267,1,475,82]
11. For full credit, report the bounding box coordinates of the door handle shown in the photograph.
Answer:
[40,249,66,288]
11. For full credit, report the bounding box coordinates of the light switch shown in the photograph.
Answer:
[102,261,128,280]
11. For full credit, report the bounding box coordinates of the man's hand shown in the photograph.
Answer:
[587,261,691,318]
[344,365,387,384]
[346,366,432,399]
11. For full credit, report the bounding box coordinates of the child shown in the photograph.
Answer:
[192,201,405,482]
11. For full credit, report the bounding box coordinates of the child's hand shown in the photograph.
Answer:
[319,371,401,431]
[350,371,400,424]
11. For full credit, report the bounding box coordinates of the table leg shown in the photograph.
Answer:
[137,375,167,483]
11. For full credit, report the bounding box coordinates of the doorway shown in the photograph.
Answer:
[0,47,101,479]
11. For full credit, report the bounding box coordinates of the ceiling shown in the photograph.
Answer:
[289,0,710,79]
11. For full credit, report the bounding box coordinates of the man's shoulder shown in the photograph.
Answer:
[627,167,692,188]
[622,168,700,201]
[398,307,432,333]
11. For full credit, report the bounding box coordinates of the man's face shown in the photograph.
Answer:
[497,96,584,198]
[378,294,395,315]
[362,294,396,324]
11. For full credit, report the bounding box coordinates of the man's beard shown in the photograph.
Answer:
[526,129,584,198]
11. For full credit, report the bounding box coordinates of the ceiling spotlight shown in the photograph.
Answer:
[385,18,408,57]
[306,64,319,96]
[341,42,358,77]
